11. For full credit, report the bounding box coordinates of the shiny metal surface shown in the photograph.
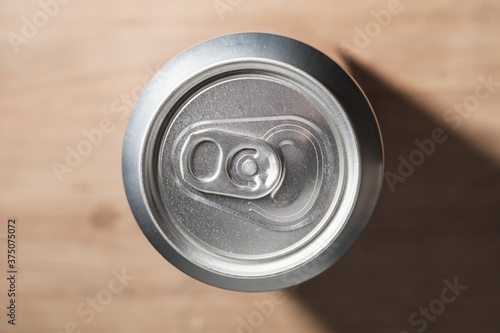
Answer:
[122,33,384,291]
[176,128,282,200]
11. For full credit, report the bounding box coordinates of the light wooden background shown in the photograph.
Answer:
[1,1,499,332]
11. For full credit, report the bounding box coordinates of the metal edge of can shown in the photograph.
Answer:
[122,32,384,292]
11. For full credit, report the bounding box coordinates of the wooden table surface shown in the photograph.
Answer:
[1,1,499,332]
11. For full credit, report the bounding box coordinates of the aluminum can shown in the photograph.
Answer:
[122,33,383,291]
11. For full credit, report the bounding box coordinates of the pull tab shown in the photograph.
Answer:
[178,129,283,199]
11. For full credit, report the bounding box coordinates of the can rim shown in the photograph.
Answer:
[122,32,384,291]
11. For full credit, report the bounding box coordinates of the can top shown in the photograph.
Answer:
[122,33,383,291]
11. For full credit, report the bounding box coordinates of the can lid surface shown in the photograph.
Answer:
[122,33,384,291]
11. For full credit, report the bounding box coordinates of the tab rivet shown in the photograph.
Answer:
[241,159,258,176]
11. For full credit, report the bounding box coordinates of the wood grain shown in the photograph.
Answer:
[0,0,499,332]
